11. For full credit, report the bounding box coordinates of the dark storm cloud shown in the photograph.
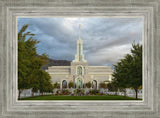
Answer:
[18,17,142,67]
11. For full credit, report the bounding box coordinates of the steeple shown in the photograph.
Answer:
[79,24,81,39]
[72,24,87,62]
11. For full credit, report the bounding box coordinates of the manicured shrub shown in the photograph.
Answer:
[53,82,60,89]
[68,81,74,88]
[100,92,104,95]
[61,89,70,95]
[74,89,84,96]
[99,82,107,89]
[85,81,91,88]
[89,89,100,95]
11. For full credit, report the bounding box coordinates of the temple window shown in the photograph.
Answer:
[77,66,82,75]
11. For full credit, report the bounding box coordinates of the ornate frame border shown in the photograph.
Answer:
[0,0,159,118]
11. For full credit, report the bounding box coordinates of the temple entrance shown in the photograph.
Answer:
[76,77,83,89]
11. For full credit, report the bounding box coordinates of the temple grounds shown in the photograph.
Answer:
[21,95,142,100]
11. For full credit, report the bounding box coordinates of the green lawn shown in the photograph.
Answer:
[20,95,142,100]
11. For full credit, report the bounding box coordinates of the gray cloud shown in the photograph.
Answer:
[18,17,142,67]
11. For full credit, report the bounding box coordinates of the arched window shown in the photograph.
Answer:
[77,66,82,75]
[92,80,97,89]
[62,80,67,88]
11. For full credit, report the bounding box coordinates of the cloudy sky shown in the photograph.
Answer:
[18,17,142,68]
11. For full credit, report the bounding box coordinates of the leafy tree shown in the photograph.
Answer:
[18,24,35,99]
[28,54,50,96]
[68,81,74,88]
[113,54,133,96]
[112,42,142,99]
[18,24,53,99]
[33,70,53,95]
[85,81,91,88]
[129,43,142,99]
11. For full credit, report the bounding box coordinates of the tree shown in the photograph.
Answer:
[28,54,50,96]
[36,70,53,95]
[112,42,142,99]
[53,82,60,89]
[107,80,118,93]
[68,81,74,88]
[113,54,134,96]
[129,43,142,99]
[18,24,35,99]
[99,82,107,89]
[85,81,91,88]
[18,24,52,99]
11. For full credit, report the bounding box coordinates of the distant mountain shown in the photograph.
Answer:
[42,58,71,70]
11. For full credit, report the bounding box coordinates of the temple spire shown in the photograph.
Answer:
[72,24,87,62]
[79,24,81,39]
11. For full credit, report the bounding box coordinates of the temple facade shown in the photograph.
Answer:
[46,25,113,89]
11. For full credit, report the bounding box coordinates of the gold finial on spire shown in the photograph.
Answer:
[79,24,81,39]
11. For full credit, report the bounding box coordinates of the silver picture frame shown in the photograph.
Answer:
[0,0,159,118]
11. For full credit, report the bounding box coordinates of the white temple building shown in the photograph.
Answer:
[46,25,113,89]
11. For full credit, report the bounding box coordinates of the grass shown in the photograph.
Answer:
[20,95,142,100]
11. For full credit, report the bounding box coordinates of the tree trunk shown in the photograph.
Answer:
[18,90,22,100]
[124,89,126,97]
[32,92,34,97]
[135,89,138,100]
